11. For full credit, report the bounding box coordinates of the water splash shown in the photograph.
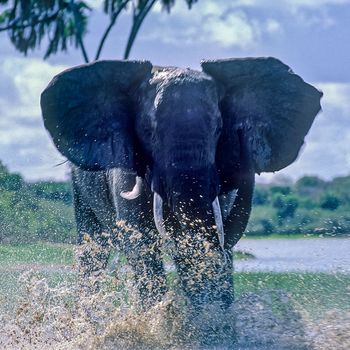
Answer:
[3,266,348,350]
[1,238,349,349]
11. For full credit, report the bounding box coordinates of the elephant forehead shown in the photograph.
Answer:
[151,67,211,83]
[151,67,216,96]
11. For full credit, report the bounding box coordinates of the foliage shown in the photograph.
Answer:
[295,175,326,197]
[0,0,90,59]
[0,0,198,61]
[270,185,291,196]
[247,174,350,237]
[252,186,269,206]
[0,162,23,191]
[246,206,276,236]
[0,161,75,244]
[327,175,350,203]
[272,193,299,224]
[320,193,340,211]
[28,181,72,203]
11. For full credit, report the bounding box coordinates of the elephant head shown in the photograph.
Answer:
[41,57,321,239]
[41,58,322,306]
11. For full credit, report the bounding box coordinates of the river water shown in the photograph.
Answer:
[234,237,350,273]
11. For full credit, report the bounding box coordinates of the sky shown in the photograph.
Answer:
[0,0,349,182]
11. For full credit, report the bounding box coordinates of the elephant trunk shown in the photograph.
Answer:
[153,191,225,248]
[151,165,221,236]
[152,167,233,309]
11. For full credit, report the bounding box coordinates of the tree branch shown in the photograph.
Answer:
[78,36,89,63]
[94,0,129,61]
[70,3,90,63]
[0,10,60,33]
[123,0,156,60]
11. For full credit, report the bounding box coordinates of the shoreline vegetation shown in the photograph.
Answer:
[1,160,350,244]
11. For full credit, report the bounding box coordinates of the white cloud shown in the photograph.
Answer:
[147,0,348,50]
[265,19,282,34]
[235,0,349,28]
[318,83,350,110]
[1,58,65,116]
[0,57,68,180]
[146,1,261,49]
[85,0,103,9]
[205,11,258,48]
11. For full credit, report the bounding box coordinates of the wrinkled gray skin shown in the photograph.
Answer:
[41,58,322,310]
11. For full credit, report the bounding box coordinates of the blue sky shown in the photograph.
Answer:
[0,0,349,182]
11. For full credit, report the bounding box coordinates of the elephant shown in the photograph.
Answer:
[40,57,322,309]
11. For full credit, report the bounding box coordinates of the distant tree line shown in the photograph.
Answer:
[1,160,349,244]
[248,175,350,237]
[0,161,75,243]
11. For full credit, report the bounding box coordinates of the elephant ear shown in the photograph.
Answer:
[201,57,322,174]
[41,60,152,171]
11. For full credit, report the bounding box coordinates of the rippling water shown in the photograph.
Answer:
[234,238,350,272]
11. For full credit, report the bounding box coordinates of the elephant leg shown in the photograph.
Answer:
[109,169,167,307]
[173,241,233,309]
[169,219,234,309]
[113,224,167,308]
[73,183,111,277]
[128,237,167,307]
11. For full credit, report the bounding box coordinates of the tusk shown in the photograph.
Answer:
[120,176,143,200]
[212,196,225,250]
[153,192,167,239]
[219,189,238,220]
